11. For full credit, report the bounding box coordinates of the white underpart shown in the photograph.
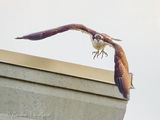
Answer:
[91,39,109,51]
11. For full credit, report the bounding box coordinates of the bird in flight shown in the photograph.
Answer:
[91,33,121,59]
[16,24,133,99]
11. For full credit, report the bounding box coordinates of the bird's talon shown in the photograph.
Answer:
[92,51,95,55]
[92,50,108,59]
[92,51,100,59]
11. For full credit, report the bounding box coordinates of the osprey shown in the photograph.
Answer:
[91,33,121,59]
[16,24,133,99]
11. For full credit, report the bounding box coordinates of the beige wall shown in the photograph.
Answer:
[0,50,127,120]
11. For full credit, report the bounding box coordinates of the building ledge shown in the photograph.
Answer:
[0,49,114,84]
[0,49,128,120]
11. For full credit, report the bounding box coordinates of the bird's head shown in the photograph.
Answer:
[92,33,112,48]
[92,33,104,41]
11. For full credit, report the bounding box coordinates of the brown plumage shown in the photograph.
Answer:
[16,24,97,40]
[112,43,130,98]
[16,24,132,99]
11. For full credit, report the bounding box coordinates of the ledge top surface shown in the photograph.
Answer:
[0,49,114,84]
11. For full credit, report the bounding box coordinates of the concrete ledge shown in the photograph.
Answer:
[0,49,128,120]
[0,49,114,84]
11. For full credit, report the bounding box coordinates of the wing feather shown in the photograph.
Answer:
[114,44,130,99]
[15,24,97,40]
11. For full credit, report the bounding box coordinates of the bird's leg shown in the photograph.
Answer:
[99,49,108,59]
[92,49,108,59]
[92,50,100,59]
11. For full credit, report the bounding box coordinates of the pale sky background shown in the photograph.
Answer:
[0,0,160,120]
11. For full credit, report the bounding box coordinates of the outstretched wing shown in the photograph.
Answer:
[16,24,97,40]
[114,43,130,99]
